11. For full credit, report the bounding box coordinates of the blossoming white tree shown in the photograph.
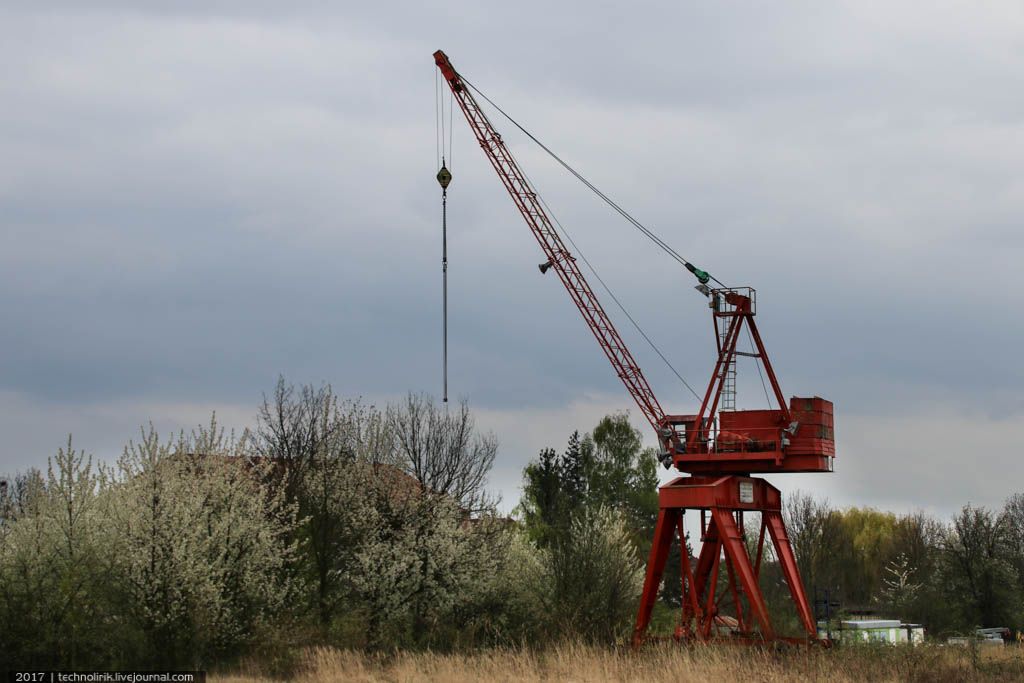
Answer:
[103,417,300,666]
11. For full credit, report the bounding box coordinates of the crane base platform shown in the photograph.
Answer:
[632,475,823,648]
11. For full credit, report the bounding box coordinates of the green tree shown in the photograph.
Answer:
[560,431,591,512]
[342,393,508,650]
[520,414,657,548]
[1002,493,1024,628]
[255,378,358,627]
[783,491,834,596]
[589,414,659,541]
[106,419,299,667]
[519,414,664,626]
[889,511,950,630]
[520,447,564,545]
[876,552,921,615]
[0,441,113,669]
[352,471,511,649]
[941,504,1018,631]
[541,506,644,644]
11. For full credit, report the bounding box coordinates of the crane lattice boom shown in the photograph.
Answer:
[433,50,665,432]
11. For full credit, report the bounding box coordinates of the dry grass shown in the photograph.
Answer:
[215,641,1024,683]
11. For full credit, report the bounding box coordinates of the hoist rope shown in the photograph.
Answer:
[435,69,441,168]
[441,187,448,403]
[436,71,455,168]
[436,69,454,403]
[461,76,727,289]
[520,166,704,402]
[746,325,773,407]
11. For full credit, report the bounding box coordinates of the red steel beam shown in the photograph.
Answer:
[433,50,666,433]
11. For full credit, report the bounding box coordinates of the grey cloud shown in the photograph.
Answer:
[0,2,1022,516]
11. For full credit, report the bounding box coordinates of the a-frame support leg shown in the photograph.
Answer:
[632,508,679,647]
[764,510,816,638]
[676,515,701,640]
[712,508,775,640]
[723,542,746,633]
[692,516,721,640]
[634,476,823,647]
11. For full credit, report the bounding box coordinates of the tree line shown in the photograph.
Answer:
[0,380,645,670]
[779,490,1024,637]
[1,380,1020,670]
[521,424,1024,639]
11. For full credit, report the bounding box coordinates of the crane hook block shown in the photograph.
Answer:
[685,262,710,285]
[437,165,452,190]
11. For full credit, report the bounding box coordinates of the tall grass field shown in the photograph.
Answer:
[216,642,1024,683]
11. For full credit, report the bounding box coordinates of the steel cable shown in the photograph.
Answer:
[525,172,703,402]
[461,76,727,289]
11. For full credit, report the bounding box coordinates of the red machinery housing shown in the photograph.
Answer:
[660,287,834,476]
[434,50,836,647]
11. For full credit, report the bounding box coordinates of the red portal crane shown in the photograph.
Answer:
[434,50,835,647]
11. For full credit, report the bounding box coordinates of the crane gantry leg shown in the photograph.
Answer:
[632,476,821,648]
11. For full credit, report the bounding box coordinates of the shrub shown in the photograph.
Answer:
[543,506,644,643]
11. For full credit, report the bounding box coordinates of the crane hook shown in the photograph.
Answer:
[437,164,452,190]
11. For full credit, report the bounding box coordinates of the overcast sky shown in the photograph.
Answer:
[1,2,1022,518]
